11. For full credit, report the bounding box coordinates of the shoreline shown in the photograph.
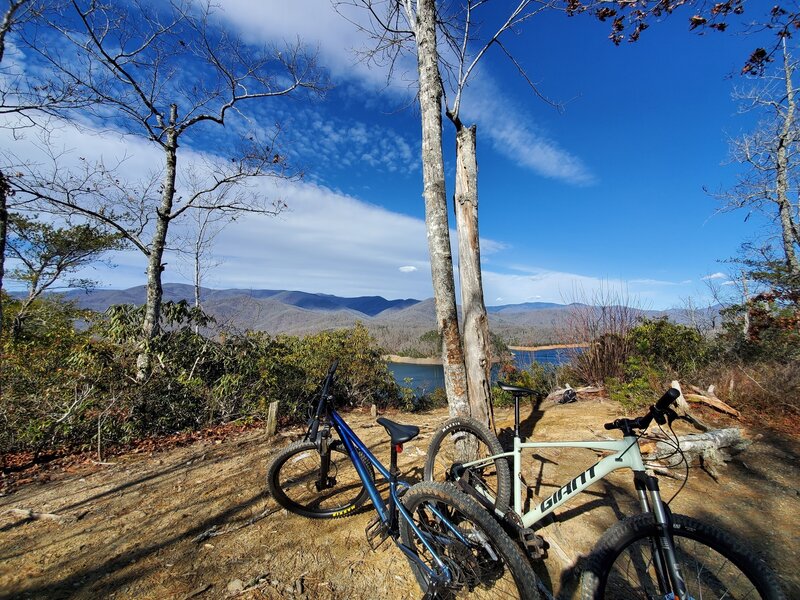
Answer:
[385,343,587,365]
[507,343,588,352]
[383,355,443,365]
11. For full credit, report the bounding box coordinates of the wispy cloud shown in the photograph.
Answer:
[461,76,595,186]
[399,266,417,273]
[702,272,727,280]
[214,1,593,187]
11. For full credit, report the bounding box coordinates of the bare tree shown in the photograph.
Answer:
[713,39,800,275]
[175,200,232,331]
[13,0,323,376]
[556,284,642,386]
[338,0,558,423]
[0,0,34,338]
[438,1,556,425]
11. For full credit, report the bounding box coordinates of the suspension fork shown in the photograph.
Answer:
[314,432,331,491]
[635,472,688,600]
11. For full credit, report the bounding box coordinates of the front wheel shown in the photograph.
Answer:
[399,481,540,599]
[266,439,373,519]
[581,513,786,600]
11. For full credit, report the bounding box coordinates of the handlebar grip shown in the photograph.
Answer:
[328,360,339,376]
[604,421,617,430]
[656,388,681,411]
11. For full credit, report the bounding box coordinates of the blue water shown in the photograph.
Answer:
[388,348,575,396]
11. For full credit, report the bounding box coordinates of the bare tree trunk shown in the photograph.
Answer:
[414,0,470,417]
[137,107,179,380]
[0,171,8,339]
[0,1,29,340]
[454,123,492,425]
[777,39,800,274]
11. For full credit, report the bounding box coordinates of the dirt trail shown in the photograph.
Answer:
[1,398,798,599]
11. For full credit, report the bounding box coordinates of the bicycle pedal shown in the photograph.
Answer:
[365,515,389,551]
[519,528,548,560]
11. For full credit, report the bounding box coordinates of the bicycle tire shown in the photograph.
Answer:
[399,481,540,599]
[266,439,374,519]
[425,417,511,513]
[581,512,786,600]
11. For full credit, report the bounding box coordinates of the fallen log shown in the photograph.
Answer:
[641,427,749,480]
[543,385,602,403]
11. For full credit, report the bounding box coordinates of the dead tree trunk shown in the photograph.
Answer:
[454,123,492,425]
[414,0,470,417]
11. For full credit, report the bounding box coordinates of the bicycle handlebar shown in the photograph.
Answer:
[656,387,681,411]
[604,387,681,433]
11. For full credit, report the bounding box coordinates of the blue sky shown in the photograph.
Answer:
[4,1,781,309]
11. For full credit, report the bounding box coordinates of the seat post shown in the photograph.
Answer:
[390,444,399,479]
[514,394,521,438]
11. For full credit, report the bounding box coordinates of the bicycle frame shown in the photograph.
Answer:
[461,436,646,529]
[312,398,470,587]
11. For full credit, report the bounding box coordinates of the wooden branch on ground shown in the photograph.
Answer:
[4,508,70,522]
[544,385,602,403]
[685,384,741,418]
[191,507,278,543]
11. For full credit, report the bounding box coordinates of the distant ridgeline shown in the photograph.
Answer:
[41,283,710,352]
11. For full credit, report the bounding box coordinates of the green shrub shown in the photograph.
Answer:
[628,317,710,376]
[0,296,398,455]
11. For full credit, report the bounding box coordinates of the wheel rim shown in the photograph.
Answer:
[603,533,763,599]
[274,446,364,515]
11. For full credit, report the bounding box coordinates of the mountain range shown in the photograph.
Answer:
[50,284,714,352]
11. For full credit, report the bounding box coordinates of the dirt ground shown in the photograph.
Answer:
[1,397,798,600]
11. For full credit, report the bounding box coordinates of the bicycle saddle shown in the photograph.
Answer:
[376,417,420,444]
[497,381,536,395]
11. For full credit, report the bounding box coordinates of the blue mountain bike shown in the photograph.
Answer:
[266,361,540,599]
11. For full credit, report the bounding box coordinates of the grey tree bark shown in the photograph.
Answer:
[137,107,178,377]
[413,0,470,416]
[776,40,800,274]
[454,124,492,425]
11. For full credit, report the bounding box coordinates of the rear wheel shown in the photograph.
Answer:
[425,417,511,513]
[266,439,373,519]
[400,481,540,599]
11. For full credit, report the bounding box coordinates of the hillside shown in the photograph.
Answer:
[54,284,715,352]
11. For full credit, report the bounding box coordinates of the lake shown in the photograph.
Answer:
[388,347,575,396]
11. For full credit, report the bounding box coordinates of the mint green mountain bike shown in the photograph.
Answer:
[424,384,786,600]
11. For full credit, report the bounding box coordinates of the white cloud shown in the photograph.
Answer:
[702,272,727,280]
[461,74,595,186]
[399,266,417,273]
[629,278,679,286]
